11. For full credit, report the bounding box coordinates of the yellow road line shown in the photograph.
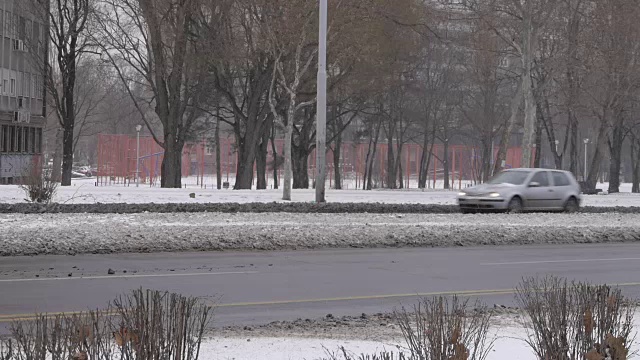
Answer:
[2,282,640,323]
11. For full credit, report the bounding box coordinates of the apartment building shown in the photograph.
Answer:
[0,0,46,184]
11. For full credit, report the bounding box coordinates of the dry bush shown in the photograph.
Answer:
[0,338,13,360]
[395,296,494,360]
[9,311,115,360]
[7,289,213,360]
[516,276,635,360]
[20,165,58,204]
[110,288,213,360]
[322,347,411,360]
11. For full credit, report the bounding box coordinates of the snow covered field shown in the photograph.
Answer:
[1,178,639,207]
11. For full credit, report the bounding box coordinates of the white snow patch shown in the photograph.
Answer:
[202,321,640,360]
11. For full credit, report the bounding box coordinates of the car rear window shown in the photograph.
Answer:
[552,172,571,186]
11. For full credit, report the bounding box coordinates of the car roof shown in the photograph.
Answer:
[506,168,569,173]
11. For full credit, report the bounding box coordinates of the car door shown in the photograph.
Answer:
[523,171,553,209]
[550,171,573,208]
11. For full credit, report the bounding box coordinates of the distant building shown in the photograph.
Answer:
[0,0,47,184]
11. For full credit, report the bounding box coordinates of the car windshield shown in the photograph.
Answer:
[487,171,530,185]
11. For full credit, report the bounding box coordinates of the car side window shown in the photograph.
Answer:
[530,171,550,187]
[552,172,570,186]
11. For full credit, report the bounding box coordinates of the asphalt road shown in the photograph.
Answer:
[1,244,640,330]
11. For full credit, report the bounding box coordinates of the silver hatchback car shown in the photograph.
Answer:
[457,168,582,213]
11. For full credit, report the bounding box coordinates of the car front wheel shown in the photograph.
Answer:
[507,197,523,214]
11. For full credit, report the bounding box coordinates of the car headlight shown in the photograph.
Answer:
[489,192,501,198]
[458,192,467,197]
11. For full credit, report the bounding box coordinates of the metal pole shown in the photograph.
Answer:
[136,129,140,187]
[584,141,588,181]
[315,0,327,203]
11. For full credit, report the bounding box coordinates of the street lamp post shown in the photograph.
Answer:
[583,138,589,181]
[136,125,142,187]
[554,140,559,153]
[315,0,327,203]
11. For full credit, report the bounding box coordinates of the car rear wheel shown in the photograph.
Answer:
[564,197,579,213]
[507,197,523,214]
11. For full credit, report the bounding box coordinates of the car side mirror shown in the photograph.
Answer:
[529,181,540,188]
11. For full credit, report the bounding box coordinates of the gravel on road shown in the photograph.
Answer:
[1,212,639,256]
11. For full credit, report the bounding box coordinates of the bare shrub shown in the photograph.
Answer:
[322,347,410,360]
[20,165,58,204]
[9,311,115,360]
[110,288,213,360]
[516,276,635,360]
[395,296,494,360]
[7,289,213,360]
[0,338,13,360]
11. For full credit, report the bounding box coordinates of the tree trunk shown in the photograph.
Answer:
[270,124,278,189]
[332,107,343,190]
[161,132,183,188]
[418,131,430,188]
[566,5,581,177]
[333,136,342,190]
[282,115,293,199]
[256,145,268,190]
[386,135,396,189]
[397,150,404,189]
[61,112,75,186]
[215,116,222,190]
[52,127,63,182]
[585,116,608,191]
[365,120,382,190]
[607,120,624,194]
[443,141,450,190]
[494,82,523,175]
[481,138,492,182]
[255,117,272,190]
[533,110,543,168]
[520,4,538,169]
[631,137,640,193]
[292,146,309,189]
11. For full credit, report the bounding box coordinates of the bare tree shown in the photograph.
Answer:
[263,0,318,200]
[23,0,94,185]
[95,0,210,188]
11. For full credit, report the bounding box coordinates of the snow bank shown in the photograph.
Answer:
[2,212,640,256]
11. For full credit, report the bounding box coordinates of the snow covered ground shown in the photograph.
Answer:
[1,177,639,207]
[201,321,639,360]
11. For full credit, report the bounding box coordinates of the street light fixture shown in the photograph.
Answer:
[136,125,142,187]
[583,138,589,181]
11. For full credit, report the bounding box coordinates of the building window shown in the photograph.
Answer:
[17,126,23,152]
[30,127,36,153]
[35,128,41,154]
[10,78,16,95]
[0,125,7,153]
[4,12,10,37]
